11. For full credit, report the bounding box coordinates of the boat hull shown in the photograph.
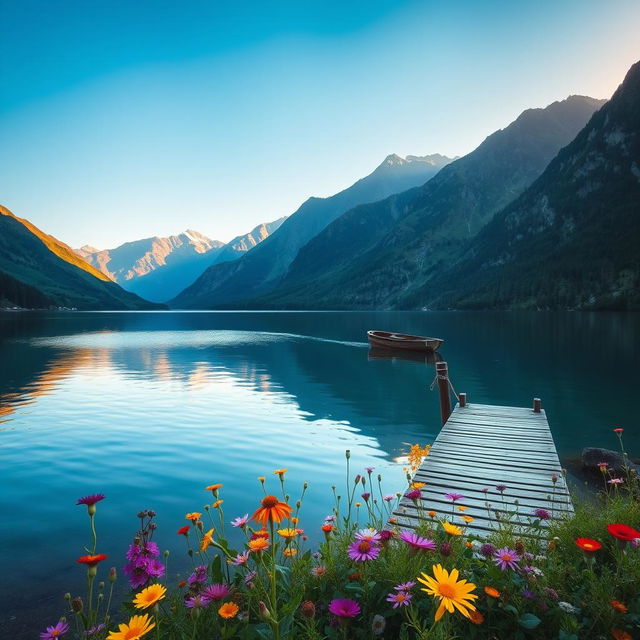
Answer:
[367,330,443,352]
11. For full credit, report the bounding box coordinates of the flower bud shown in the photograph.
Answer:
[109,567,117,583]
[303,482,308,490]
[439,542,453,557]
[148,510,156,517]
[345,450,351,459]
[300,600,315,619]
[137,511,147,518]
[98,581,105,591]
[296,500,301,508]
[515,540,525,554]
[164,550,170,558]
[97,593,104,602]
[64,593,71,601]
[258,601,272,621]
[149,523,157,530]
[72,597,83,613]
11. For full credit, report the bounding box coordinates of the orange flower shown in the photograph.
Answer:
[611,600,628,614]
[411,482,426,489]
[321,524,334,532]
[185,512,201,522]
[291,517,299,524]
[274,468,287,476]
[205,483,223,492]
[461,515,474,523]
[218,602,239,619]
[465,541,474,549]
[201,528,214,551]
[457,506,468,512]
[248,537,270,553]
[484,586,500,598]
[251,530,269,540]
[428,511,437,518]
[258,476,265,483]
[611,630,633,640]
[252,495,292,525]
[213,500,223,509]
[468,609,484,625]
[77,554,107,567]
[283,548,297,557]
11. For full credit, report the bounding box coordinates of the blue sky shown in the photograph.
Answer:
[1,0,638,248]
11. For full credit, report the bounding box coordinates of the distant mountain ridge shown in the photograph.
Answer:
[171,153,455,308]
[78,218,285,303]
[0,205,162,310]
[247,94,606,309]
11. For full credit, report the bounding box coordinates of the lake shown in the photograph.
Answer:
[1,310,638,637]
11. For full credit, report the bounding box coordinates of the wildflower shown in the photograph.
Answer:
[84,624,105,637]
[300,601,316,619]
[611,600,628,613]
[124,544,164,589]
[496,485,506,493]
[395,581,416,591]
[428,510,437,517]
[202,584,230,601]
[575,538,602,553]
[365,466,374,474]
[77,554,107,567]
[185,595,210,609]
[273,468,287,476]
[411,481,426,489]
[325,515,336,522]
[106,614,155,640]
[76,494,105,515]
[383,495,395,502]
[558,601,578,613]
[418,564,478,622]
[201,528,214,551]
[545,587,559,601]
[244,571,257,587]
[248,537,270,553]
[40,621,70,639]
[311,566,327,577]
[187,565,208,586]
[484,586,500,598]
[404,489,421,500]
[178,581,186,588]
[228,551,249,566]
[283,548,297,557]
[522,589,536,599]
[355,528,382,542]
[613,428,624,434]
[218,602,238,619]
[460,515,474,524]
[399,530,436,550]
[441,521,462,536]
[328,599,361,618]
[444,492,464,502]
[469,610,484,625]
[231,514,249,528]
[607,523,640,541]
[457,505,468,512]
[355,502,361,508]
[371,614,386,635]
[386,591,412,608]
[258,476,265,483]
[213,500,223,508]
[277,528,299,540]
[379,530,394,543]
[493,547,521,571]
[439,542,453,557]
[133,584,166,610]
[177,525,190,536]
[361,492,371,501]
[251,529,269,540]
[185,513,201,522]
[347,539,380,562]
[608,478,624,485]
[551,475,558,484]
[321,524,334,535]
[252,495,292,525]
[524,566,544,576]
[533,508,551,520]
[611,630,633,640]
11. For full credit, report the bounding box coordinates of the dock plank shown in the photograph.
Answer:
[391,402,572,538]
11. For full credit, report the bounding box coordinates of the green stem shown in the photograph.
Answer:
[269,518,280,640]
[89,513,97,555]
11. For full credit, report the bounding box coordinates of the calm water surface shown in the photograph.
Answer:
[1,310,638,636]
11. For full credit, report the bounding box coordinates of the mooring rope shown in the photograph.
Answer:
[429,372,460,402]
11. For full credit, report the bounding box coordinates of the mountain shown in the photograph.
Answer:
[170,153,454,308]
[0,205,162,310]
[78,218,285,303]
[420,61,640,311]
[249,95,606,309]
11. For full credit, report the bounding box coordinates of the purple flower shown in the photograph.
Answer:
[533,508,551,520]
[496,485,507,493]
[231,514,249,528]
[201,583,230,601]
[383,494,395,502]
[185,594,210,608]
[123,542,164,589]
[394,581,416,591]
[325,515,336,522]
[439,542,453,557]
[379,530,394,542]
[40,621,70,640]
[404,489,421,500]
[386,591,412,608]
[444,492,464,502]
[398,530,436,551]
[361,492,371,501]
[76,494,105,507]
[479,543,496,557]
[545,587,559,601]
[244,570,257,587]
[328,598,361,618]
[347,539,380,562]
[229,551,250,566]
[494,547,521,571]
[522,589,536,599]
[84,624,105,637]
[187,565,208,586]
[355,528,381,542]
[365,467,375,474]
[608,478,624,484]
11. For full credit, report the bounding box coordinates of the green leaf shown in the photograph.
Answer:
[519,613,541,629]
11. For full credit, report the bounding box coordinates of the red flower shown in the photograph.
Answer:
[607,523,640,541]
[613,428,624,434]
[177,525,190,536]
[250,530,270,540]
[321,524,334,532]
[76,554,107,567]
[575,538,602,553]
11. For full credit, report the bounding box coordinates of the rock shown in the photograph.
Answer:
[581,447,640,476]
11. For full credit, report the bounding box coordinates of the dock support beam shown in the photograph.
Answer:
[459,392,467,408]
[436,361,452,425]
[533,397,542,413]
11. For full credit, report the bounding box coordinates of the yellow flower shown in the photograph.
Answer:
[283,548,297,557]
[107,614,155,640]
[274,468,287,476]
[133,584,166,610]
[258,476,265,483]
[441,521,463,536]
[457,506,468,512]
[185,512,201,522]
[201,528,214,551]
[218,602,239,619]
[277,528,299,539]
[355,502,361,508]
[460,515,474,524]
[248,537,269,553]
[418,564,478,622]
[213,500,223,509]
[411,482,426,489]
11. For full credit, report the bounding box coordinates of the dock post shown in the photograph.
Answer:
[459,392,467,408]
[533,397,541,413]
[436,361,452,425]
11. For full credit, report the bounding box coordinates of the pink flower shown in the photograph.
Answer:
[229,551,250,566]
[185,594,210,608]
[444,492,464,502]
[201,583,230,601]
[76,494,105,507]
[608,478,624,484]
[494,547,521,571]
[386,591,412,608]
[398,530,436,551]
[231,514,249,528]
[355,528,382,542]
[533,508,551,520]
[404,489,421,500]
[40,621,70,640]
[347,539,380,562]
[394,581,416,591]
[361,492,371,501]
[328,598,361,618]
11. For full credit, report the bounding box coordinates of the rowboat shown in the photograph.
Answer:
[368,346,443,365]
[367,330,443,352]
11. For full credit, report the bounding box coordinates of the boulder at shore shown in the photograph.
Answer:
[582,447,640,476]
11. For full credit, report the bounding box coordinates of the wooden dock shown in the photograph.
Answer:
[392,400,573,538]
